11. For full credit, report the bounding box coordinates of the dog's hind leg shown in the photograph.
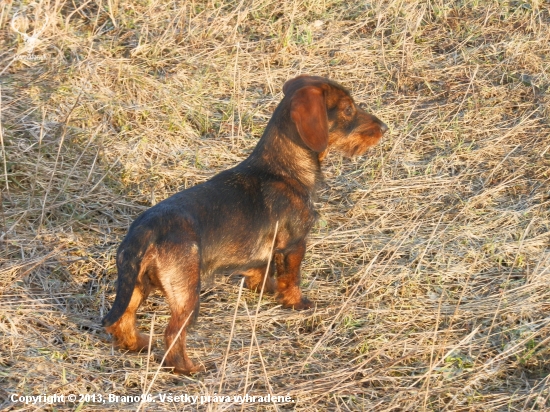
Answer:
[156,241,202,375]
[105,280,152,351]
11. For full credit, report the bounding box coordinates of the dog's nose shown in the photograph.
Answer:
[380,122,389,134]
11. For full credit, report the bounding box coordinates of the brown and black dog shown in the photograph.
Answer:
[102,75,388,374]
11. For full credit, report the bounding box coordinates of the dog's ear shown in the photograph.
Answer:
[289,86,328,153]
[283,75,311,95]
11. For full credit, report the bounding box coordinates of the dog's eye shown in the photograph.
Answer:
[345,106,353,116]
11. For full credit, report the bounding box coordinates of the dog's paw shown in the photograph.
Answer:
[163,357,204,376]
[283,297,313,310]
[172,364,205,376]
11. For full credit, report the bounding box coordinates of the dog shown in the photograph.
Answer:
[102,75,388,374]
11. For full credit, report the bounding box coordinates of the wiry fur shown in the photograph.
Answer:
[102,75,388,374]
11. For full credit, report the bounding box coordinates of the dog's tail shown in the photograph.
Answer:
[102,231,152,327]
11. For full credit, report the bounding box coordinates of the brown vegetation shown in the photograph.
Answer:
[0,0,549,410]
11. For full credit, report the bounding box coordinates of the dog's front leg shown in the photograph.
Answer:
[243,263,276,293]
[274,240,313,310]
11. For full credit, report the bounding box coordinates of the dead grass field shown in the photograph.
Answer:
[1,0,549,410]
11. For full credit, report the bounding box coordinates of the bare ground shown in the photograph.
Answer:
[0,0,549,410]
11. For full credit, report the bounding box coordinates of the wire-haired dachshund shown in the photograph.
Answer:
[102,75,388,374]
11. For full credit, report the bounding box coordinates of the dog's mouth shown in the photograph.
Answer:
[340,126,385,157]
[326,116,388,158]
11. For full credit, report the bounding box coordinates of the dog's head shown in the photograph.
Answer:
[283,75,388,159]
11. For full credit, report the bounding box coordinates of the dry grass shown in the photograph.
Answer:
[1,0,549,410]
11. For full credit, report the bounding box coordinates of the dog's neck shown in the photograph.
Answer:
[246,127,323,192]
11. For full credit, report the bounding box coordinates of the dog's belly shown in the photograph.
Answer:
[201,230,274,276]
